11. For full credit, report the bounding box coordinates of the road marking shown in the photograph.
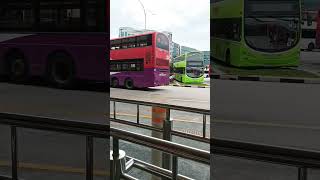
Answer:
[108,112,210,124]
[214,119,320,130]
[0,161,109,176]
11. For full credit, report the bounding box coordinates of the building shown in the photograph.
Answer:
[172,42,181,59]
[180,46,199,55]
[201,51,210,66]
[119,27,154,37]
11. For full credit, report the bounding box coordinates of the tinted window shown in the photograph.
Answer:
[0,1,34,31]
[302,29,316,39]
[110,59,144,72]
[0,0,106,32]
[156,33,169,51]
[111,34,152,50]
[212,18,242,41]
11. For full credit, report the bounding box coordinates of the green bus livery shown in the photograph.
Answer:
[211,0,301,67]
[173,52,204,84]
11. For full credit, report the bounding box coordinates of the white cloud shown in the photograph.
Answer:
[111,0,210,51]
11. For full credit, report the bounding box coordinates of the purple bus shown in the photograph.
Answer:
[0,0,108,88]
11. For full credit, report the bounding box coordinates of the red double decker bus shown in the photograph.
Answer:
[0,0,108,89]
[110,32,170,89]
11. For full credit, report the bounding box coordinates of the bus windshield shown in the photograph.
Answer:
[186,53,204,78]
[245,0,300,52]
[156,33,169,51]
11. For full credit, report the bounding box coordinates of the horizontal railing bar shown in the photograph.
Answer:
[0,175,14,180]
[212,138,320,168]
[111,127,210,165]
[122,173,139,180]
[111,118,163,132]
[111,118,209,143]
[128,156,193,180]
[171,130,210,143]
[0,113,108,138]
[110,98,210,115]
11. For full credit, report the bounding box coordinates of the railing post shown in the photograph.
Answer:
[86,136,94,180]
[113,101,116,119]
[151,106,167,180]
[162,109,172,175]
[11,126,18,180]
[112,138,121,180]
[172,156,178,180]
[203,114,207,138]
[298,167,307,180]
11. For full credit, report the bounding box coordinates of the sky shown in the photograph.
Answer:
[110,0,210,51]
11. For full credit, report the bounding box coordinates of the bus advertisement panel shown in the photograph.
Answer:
[211,0,301,67]
[110,32,170,89]
[0,0,108,88]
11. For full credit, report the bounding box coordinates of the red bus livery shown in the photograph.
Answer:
[110,32,170,89]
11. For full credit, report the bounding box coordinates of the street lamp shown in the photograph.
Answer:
[137,0,147,29]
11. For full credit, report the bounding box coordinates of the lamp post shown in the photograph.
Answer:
[137,0,147,30]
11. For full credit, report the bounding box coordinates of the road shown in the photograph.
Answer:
[0,82,210,180]
[110,86,210,110]
[0,81,109,180]
[212,79,320,179]
[299,51,320,75]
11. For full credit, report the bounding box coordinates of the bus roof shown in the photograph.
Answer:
[111,31,158,40]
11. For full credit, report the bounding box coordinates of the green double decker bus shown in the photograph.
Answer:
[211,0,301,67]
[173,52,204,84]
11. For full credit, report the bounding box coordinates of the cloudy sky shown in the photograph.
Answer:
[111,0,210,51]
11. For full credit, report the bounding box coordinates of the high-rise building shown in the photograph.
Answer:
[201,51,210,66]
[119,27,154,37]
[180,46,199,55]
[172,42,181,59]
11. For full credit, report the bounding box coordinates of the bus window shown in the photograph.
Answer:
[156,33,169,51]
[0,2,34,31]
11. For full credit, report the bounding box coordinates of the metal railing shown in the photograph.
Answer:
[212,138,320,180]
[0,113,108,180]
[110,98,210,179]
[110,97,210,143]
[111,127,210,180]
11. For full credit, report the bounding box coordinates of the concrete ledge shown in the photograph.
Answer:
[211,74,320,84]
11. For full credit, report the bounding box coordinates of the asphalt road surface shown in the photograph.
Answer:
[0,82,210,180]
[212,79,320,179]
[300,51,320,75]
[0,81,109,180]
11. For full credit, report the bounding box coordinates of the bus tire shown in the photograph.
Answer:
[111,78,119,88]
[6,52,28,83]
[47,52,75,89]
[308,43,315,51]
[124,78,134,89]
[225,50,231,66]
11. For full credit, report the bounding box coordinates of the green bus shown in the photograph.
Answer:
[173,52,204,84]
[211,0,301,67]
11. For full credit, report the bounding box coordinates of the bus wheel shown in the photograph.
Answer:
[48,53,75,89]
[124,78,134,89]
[225,50,231,66]
[308,43,315,51]
[7,53,28,82]
[111,78,119,88]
